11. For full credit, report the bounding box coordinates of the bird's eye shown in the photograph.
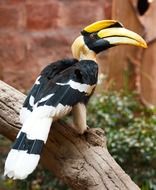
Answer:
[90,33,95,39]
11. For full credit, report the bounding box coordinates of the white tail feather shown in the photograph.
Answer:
[5,150,40,179]
[4,116,53,179]
[21,116,52,142]
[20,107,31,124]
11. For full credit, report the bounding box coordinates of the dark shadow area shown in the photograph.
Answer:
[137,0,150,15]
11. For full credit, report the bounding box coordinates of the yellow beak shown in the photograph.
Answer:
[82,20,147,49]
[97,27,147,48]
[83,20,123,33]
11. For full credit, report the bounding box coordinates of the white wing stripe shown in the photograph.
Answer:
[34,76,41,85]
[29,95,35,107]
[38,94,54,103]
[56,80,96,94]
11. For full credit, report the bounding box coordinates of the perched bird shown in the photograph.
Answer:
[4,20,147,180]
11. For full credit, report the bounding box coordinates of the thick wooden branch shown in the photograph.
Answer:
[0,80,140,190]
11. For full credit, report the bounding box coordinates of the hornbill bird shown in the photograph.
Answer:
[4,20,147,180]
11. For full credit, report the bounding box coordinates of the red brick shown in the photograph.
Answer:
[26,3,59,30]
[26,0,52,3]
[0,0,25,5]
[4,70,39,91]
[0,32,28,90]
[59,1,104,28]
[0,6,24,29]
[0,32,26,68]
[26,31,72,60]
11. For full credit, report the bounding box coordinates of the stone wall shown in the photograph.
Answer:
[0,0,111,91]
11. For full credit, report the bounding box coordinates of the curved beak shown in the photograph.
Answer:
[81,20,147,53]
[97,27,147,48]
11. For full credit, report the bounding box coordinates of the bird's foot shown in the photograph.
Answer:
[76,125,89,135]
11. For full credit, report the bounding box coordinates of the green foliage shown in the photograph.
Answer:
[15,166,70,190]
[87,90,156,190]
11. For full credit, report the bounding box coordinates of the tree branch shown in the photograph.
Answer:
[0,80,140,190]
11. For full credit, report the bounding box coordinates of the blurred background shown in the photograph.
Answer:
[0,0,156,189]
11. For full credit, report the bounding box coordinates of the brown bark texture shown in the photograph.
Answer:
[0,80,140,190]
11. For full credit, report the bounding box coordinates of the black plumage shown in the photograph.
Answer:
[23,59,98,111]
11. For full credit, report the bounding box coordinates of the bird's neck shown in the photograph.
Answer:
[71,36,97,62]
[79,47,97,62]
[79,52,97,62]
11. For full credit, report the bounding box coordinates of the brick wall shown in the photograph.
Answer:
[0,0,112,91]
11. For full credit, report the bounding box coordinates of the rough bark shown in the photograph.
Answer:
[0,80,140,190]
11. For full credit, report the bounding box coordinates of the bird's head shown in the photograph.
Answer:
[71,20,147,60]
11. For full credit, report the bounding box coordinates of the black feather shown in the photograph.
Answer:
[23,59,98,112]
